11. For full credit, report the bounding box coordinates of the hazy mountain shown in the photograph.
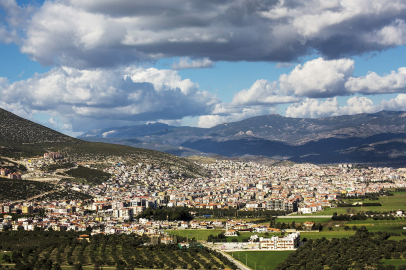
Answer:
[0,108,206,177]
[79,111,406,166]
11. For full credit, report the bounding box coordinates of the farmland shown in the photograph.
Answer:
[317,192,406,215]
[229,251,294,270]
[0,231,238,270]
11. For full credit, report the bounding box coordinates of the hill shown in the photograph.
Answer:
[0,108,206,178]
[79,111,406,166]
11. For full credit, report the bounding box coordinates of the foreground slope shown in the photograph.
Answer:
[0,108,206,177]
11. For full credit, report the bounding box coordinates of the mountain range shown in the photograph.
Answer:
[79,111,406,166]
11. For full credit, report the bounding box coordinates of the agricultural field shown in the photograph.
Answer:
[273,217,332,224]
[318,192,406,215]
[0,231,238,270]
[229,251,294,270]
[381,259,406,269]
[300,230,356,239]
[165,229,225,241]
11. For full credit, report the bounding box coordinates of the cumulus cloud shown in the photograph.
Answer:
[346,67,406,95]
[279,58,354,98]
[286,98,342,118]
[172,58,215,70]
[285,95,406,118]
[232,79,300,105]
[0,66,218,132]
[0,0,405,68]
[198,105,276,128]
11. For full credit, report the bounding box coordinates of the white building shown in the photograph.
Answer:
[259,232,301,250]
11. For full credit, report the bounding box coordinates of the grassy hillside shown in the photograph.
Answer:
[0,179,57,202]
[0,108,207,178]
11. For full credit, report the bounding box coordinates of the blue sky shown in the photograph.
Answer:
[1,0,406,136]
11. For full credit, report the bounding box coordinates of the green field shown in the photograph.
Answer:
[165,229,225,241]
[344,219,406,234]
[229,251,294,270]
[318,192,406,215]
[382,259,406,269]
[0,251,12,261]
[274,217,332,224]
[301,230,356,239]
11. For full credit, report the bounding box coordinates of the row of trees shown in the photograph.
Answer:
[136,206,193,221]
[0,231,238,269]
[333,212,403,221]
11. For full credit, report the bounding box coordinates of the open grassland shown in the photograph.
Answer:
[382,259,406,269]
[230,251,294,270]
[165,229,225,241]
[301,230,356,239]
[318,192,406,215]
[273,217,332,224]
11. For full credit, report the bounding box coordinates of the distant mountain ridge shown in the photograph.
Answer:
[79,111,406,166]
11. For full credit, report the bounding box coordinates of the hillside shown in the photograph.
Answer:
[0,108,207,178]
[79,111,406,166]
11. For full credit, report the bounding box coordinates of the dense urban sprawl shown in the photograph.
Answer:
[1,156,406,249]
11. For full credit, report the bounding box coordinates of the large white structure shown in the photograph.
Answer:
[259,232,301,250]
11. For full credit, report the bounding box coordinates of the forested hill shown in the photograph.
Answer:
[0,108,207,178]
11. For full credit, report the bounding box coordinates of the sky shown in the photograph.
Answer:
[1,0,406,136]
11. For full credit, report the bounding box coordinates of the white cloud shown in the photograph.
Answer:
[1,0,406,67]
[0,66,219,132]
[285,95,406,118]
[198,105,276,128]
[285,97,342,118]
[48,117,57,128]
[279,58,354,98]
[0,77,9,85]
[232,79,300,106]
[172,58,215,70]
[345,67,406,95]
[368,19,406,46]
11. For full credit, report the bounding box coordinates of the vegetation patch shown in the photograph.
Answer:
[43,162,76,172]
[276,228,406,270]
[64,166,111,185]
[34,189,93,201]
[319,192,406,215]
[137,207,193,221]
[0,179,56,202]
[231,250,294,270]
[0,231,238,269]
[166,230,225,242]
